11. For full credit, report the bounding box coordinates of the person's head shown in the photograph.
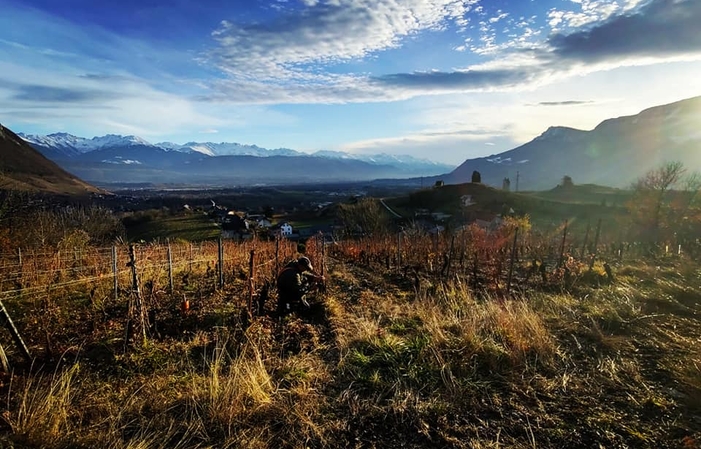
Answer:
[297,256,313,272]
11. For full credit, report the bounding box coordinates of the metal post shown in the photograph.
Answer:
[112,245,118,301]
[507,228,519,295]
[218,238,224,289]
[248,250,255,313]
[167,241,174,294]
[589,219,602,271]
[0,299,32,363]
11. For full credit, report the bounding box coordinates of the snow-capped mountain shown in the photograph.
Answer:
[17,131,455,185]
[19,132,453,174]
[19,132,155,156]
[157,141,302,157]
[313,150,454,173]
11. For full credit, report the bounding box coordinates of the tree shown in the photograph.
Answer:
[471,171,481,183]
[628,161,700,245]
[263,205,275,219]
[336,198,390,237]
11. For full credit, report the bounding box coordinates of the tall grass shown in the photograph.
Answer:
[4,363,80,446]
[187,340,273,439]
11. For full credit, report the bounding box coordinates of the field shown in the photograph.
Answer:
[0,224,699,448]
[124,212,222,242]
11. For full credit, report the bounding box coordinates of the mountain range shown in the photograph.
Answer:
[17,132,453,186]
[0,124,98,195]
[443,96,701,190]
[8,96,701,190]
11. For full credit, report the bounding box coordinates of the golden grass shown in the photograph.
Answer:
[1,240,700,448]
[4,364,79,446]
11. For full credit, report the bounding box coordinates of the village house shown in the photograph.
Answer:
[277,222,293,237]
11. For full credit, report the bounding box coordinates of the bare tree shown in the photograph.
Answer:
[628,161,701,247]
[632,161,685,238]
[337,198,390,237]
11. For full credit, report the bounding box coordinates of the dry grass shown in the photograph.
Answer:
[0,239,700,448]
[3,364,79,446]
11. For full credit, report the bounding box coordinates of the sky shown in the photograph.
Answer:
[0,0,700,165]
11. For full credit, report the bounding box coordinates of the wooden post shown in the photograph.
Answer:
[397,233,402,267]
[580,222,591,259]
[189,243,193,272]
[589,219,602,271]
[445,235,455,277]
[112,245,119,301]
[316,233,322,261]
[321,235,326,277]
[248,250,255,313]
[507,228,519,295]
[0,299,32,363]
[0,344,8,373]
[275,237,280,273]
[167,241,174,294]
[218,238,224,290]
[127,244,147,346]
[558,221,568,268]
[17,248,22,291]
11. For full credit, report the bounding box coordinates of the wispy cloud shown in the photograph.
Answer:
[204,0,479,102]
[9,84,121,103]
[203,0,701,104]
[536,100,594,106]
[373,67,536,90]
[209,0,474,76]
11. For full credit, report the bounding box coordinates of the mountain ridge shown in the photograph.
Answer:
[18,132,454,174]
[444,96,701,190]
[0,124,99,195]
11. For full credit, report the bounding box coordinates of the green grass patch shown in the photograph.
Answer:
[125,213,221,242]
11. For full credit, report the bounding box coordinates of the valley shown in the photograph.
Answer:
[0,97,699,448]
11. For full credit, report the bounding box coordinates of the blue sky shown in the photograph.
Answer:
[1,0,700,165]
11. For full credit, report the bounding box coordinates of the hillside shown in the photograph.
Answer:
[0,124,99,195]
[0,237,698,448]
[385,182,631,237]
[445,96,701,190]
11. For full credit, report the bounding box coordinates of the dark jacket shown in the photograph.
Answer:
[277,265,304,304]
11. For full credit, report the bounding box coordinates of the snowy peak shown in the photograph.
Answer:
[312,150,453,173]
[19,132,156,153]
[156,141,302,157]
[19,131,453,175]
[313,150,357,160]
[90,134,153,149]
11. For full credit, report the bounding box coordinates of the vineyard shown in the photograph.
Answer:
[0,225,699,448]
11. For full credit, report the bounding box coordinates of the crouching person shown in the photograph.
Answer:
[276,256,324,317]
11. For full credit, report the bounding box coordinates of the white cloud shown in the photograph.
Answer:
[200,0,701,105]
[204,0,478,101]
